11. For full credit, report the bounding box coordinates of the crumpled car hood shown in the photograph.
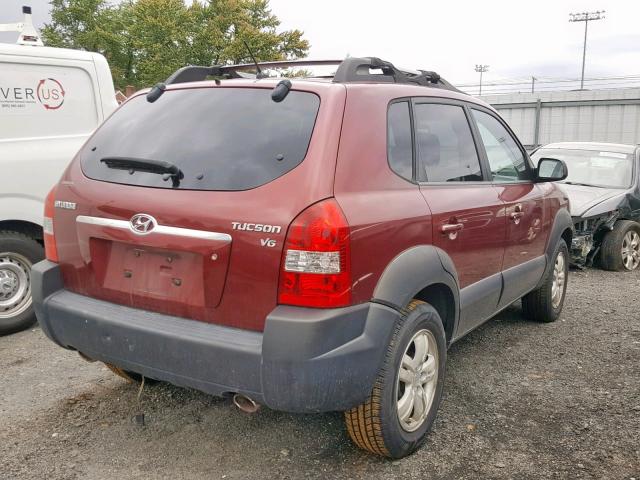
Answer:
[559,184,627,217]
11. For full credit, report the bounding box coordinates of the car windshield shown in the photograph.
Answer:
[531,148,634,189]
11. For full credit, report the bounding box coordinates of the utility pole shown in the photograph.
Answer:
[569,10,605,90]
[475,64,489,96]
[531,76,536,93]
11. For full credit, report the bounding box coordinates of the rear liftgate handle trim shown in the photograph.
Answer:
[76,215,232,242]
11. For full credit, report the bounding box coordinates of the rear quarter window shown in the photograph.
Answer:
[387,101,413,181]
[80,87,320,191]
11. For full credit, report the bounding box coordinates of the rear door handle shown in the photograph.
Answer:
[510,204,524,224]
[441,222,464,239]
[441,223,464,234]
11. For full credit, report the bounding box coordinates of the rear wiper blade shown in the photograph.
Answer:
[100,157,184,187]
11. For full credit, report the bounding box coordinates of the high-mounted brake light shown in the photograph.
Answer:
[43,186,58,262]
[278,199,352,308]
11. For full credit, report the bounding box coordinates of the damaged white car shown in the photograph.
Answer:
[531,142,640,271]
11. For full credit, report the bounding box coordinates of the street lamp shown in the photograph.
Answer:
[569,10,605,90]
[475,64,489,96]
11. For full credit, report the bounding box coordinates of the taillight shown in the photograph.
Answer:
[278,199,352,308]
[43,186,59,262]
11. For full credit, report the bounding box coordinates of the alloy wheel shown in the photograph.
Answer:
[621,230,640,271]
[396,329,439,432]
[551,250,566,309]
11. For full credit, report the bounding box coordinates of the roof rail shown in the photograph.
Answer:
[146,56,464,102]
[167,59,343,84]
[333,57,462,92]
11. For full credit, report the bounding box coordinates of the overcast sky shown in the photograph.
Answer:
[2,0,639,85]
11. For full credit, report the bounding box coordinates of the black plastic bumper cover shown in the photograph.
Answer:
[32,260,400,413]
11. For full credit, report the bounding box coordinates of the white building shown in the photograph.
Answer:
[482,88,640,150]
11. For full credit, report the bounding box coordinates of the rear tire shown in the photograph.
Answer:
[600,220,640,272]
[522,240,569,323]
[344,300,446,459]
[0,231,44,336]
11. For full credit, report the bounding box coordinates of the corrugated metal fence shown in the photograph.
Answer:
[482,88,640,150]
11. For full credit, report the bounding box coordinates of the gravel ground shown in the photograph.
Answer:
[1,268,639,480]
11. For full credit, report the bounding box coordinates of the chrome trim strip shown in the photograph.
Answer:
[76,215,232,242]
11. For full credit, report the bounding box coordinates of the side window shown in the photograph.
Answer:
[413,103,482,182]
[472,109,530,182]
[387,101,413,181]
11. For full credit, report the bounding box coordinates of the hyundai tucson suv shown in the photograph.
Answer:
[531,142,640,271]
[33,57,572,459]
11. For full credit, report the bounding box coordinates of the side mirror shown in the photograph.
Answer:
[536,158,568,182]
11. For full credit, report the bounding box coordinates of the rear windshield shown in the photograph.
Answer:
[80,87,320,191]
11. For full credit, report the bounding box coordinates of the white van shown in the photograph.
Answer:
[0,7,117,334]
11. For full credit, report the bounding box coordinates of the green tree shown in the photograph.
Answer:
[42,0,132,84]
[41,0,111,50]
[42,0,310,90]
[128,0,193,87]
[185,0,309,66]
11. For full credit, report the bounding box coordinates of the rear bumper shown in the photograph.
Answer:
[32,260,400,413]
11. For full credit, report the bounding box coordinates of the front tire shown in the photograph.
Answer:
[600,220,640,272]
[522,239,569,323]
[344,300,446,459]
[0,231,44,336]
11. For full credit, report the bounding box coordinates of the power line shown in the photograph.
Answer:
[461,85,640,95]
[454,74,640,96]
[455,73,640,88]
[455,77,640,95]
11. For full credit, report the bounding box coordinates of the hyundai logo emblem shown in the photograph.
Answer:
[129,213,157,235]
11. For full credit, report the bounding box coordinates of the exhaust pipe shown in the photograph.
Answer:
[233,393,260,413]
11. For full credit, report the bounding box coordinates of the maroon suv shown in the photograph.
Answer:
[33,57,572,458]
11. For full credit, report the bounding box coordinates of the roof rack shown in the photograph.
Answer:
[0,5,44,46]
[146,56,464,102]
[333,57,462,92]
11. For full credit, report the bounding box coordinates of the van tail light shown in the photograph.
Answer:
[278,199,352,308]
[43,187,59,262]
